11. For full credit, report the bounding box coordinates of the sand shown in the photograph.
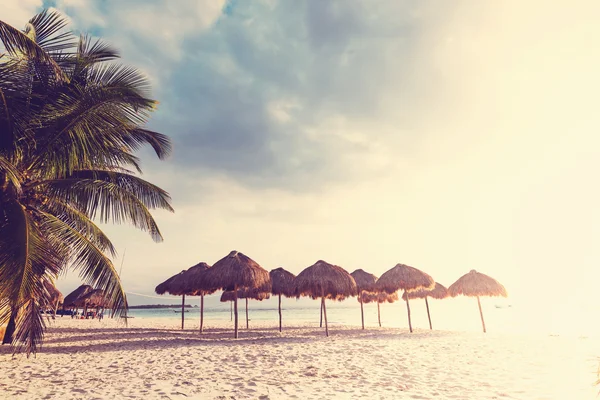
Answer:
[0,318,598,399]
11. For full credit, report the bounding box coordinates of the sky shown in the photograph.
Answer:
[3,1,600,325]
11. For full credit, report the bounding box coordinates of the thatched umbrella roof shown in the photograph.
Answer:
[403,282,448,300]
[269,267,296,297]
[359,291,399,304]
[155,270,187,295]
[43,280,63,305]
[199,251,271,292]
[448,270,507,298]
[294,260,357,300]
[448,270,507,333]
[220,288,270,302]
[350,269,378,293]
[63,285,93,307]
[179,262,217,295]
[376,263,435,294]
[75,289,107,308]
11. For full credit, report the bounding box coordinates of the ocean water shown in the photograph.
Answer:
[126,294,599,338]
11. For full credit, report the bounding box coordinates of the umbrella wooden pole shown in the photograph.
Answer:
[321,297,329,337]
[181,294,185,330]
[359,291,365,330]
[405,292,413,333]
[377,302,381,327]
[278,294,282,332]
[477,296,486,333]
[425,297,432,330]
[233,285,239,339]
[245,297,249,329]
[200,293,204,333]
[320,300,323,327]
[230,301,232,321]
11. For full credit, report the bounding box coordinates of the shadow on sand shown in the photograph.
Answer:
[0,325,456,356]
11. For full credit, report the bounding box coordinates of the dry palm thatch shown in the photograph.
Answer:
[376,264,434,333]
[269,267,296,332]
[77,289,107,308]
[63,285,93,308]
[402,283,448,330]
[200,251,271,338]
[220,288,270,330]
[293,260,357,337]
[350,269,378,330]
[448,270,507,333]
[42,281,63,319]
[155,270,188,329]
[358,291,399,327]
[177,262,216,333]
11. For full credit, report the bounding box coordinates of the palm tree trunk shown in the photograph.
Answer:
[2,309,16,345]
[321,297,328,337]
[278,294,282,332]
[359,291,365,329]
[477,296,486,333]
[425,297,432,330]
[199,293,204,333]
[405,291,413,333]
[181,294,185,330]
[245,297,249,329]
[377,302,381,327]
[53,299,59,320]
[234,285,239,339]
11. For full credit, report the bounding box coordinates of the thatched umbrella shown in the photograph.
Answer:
[376,263,434,333]
[448,270,507,333]
[359,291,399,327]
[43,280,63,319]
[199,251,271,338]
[63,284,93,317]
[75,289,107,318]
[293,260,357,337]
[177,262,217,333]
[350,269,378,330]
[220,288,270,330]
[402,282,448,330]
[155,270,187,329]
[269,267,296,332]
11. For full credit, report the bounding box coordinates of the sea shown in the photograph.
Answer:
[125,294,597,338]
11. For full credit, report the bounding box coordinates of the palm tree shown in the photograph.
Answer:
[0,10,173,354]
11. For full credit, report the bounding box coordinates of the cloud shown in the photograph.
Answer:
[2,0,43,27]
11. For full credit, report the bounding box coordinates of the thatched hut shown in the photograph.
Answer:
[402,282,448,330]
[43,280,63,319]
[350,269,378,330]
[199,251,271,338]
[220,288,270,330]
[269,267,296,332]
[63,285,93,318]
[448,270,507,333]
[176,262,216,333]
[293,260,357,337]
[376,264,434,333]
[155,270,187,329]
[358,291,399,327]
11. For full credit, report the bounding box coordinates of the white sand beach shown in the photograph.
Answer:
[0,318,598,399]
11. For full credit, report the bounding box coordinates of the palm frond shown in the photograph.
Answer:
[36,211,127,315]
[36,173,172,241]
[26,9,75,54]
[0,17,67,82]
[124,128,172,160]
[36,199,117,257]
[0,154,22,193]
